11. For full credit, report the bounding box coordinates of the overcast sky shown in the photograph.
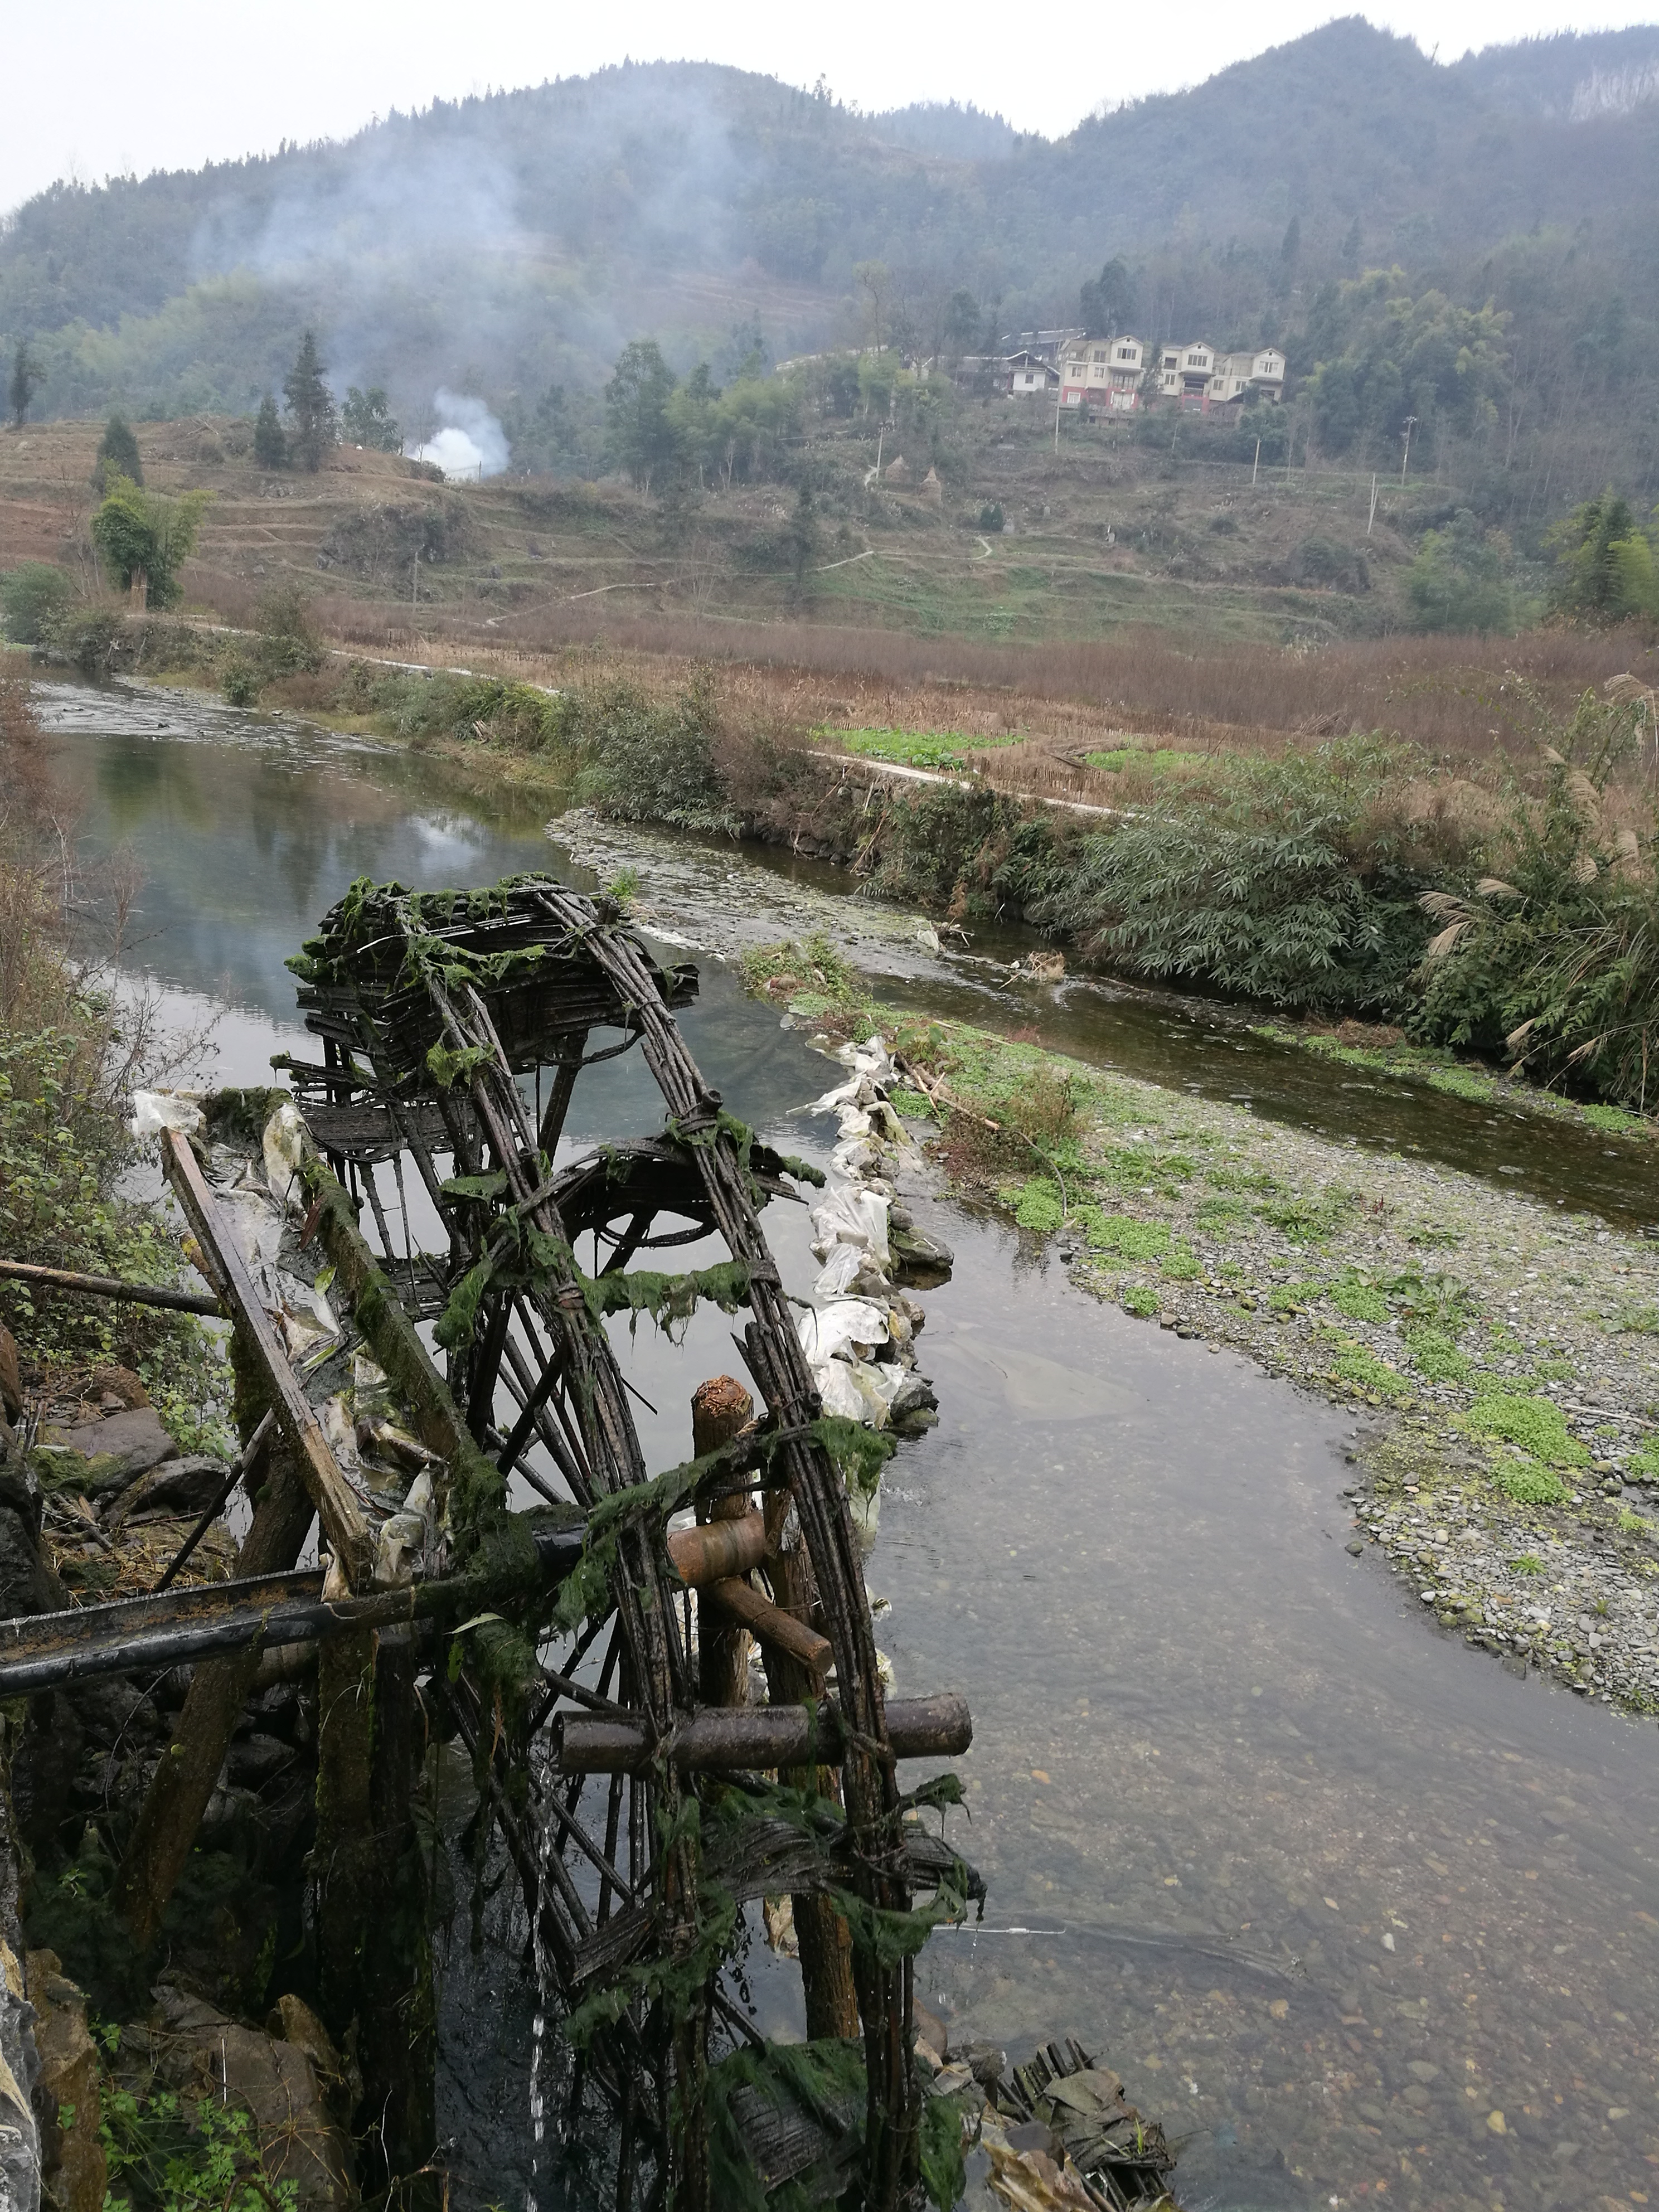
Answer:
[2,0,1647,217]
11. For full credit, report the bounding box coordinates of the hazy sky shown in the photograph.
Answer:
[2,0,1648,216]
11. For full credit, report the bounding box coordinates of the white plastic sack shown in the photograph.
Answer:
[129,1089,204,1139]
[809,1186,891,1269]
[797,1299,889,1365]
[262,1100,308,1216]
[812,1244,866,1301]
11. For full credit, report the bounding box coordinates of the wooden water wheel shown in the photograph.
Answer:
[283,875,976,2210]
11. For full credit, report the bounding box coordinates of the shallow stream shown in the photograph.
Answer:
[31,679,1659,2210]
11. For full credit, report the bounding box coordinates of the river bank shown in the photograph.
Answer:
[28,607,1659,1122]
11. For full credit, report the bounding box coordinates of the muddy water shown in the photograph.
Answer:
[32,680,1659,2210]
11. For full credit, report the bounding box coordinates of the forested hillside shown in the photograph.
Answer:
[6,18,1659,526]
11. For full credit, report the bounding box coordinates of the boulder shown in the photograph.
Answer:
[26,1952,104,2212]
[150,1986,355,2211]
[114,1456,229,1522]
[37,1408,179,1500]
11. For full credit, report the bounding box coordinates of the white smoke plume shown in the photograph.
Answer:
[408,390,510,479]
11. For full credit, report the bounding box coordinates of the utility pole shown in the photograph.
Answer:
[1400,416,1418,485]
[1367,473,1379,535]
[1252,438,1261,487]
[1054,393,1061,455]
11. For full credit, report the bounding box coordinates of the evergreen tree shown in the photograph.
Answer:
[604,340,680,491]
[282,332,337,472]
[8,341,44,429]
[1078,258,1134,337]
[253,394,287,469]
[93,413,142,491]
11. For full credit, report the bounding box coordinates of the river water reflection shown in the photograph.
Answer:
[32,680,1659,2210]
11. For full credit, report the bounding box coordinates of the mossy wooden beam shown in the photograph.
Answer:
[162,1128,375,1587]
[293,1135,521,1543]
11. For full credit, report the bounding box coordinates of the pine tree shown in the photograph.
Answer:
[253,394,287,469]
[93,413,142,491]
[8,341,44,429]
[282,332,337,472]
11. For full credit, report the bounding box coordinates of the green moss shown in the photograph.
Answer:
[1463,1392,1589,1467]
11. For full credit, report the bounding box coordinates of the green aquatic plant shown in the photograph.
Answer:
[1083,1211,1170,1260]
[1463,1391,1589,1467]
[1004,1178,1065,1232]
[1120,1283,1161,1318]
[1405,1327,1473,1385]
[1162,1241,1201,1280]
[1330,1274,1390,1324]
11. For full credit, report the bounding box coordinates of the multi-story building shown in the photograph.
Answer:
[1059,335,1146,411]
[1160,342,1216,409]
[1207,347,1286,408]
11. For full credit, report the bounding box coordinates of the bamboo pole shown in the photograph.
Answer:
[0,1257,220,1316]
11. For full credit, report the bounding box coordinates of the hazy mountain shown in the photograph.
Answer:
[4,18,1659,457]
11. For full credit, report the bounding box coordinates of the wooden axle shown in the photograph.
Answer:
[664,1510,767,1587]
[555,1692,972,1775]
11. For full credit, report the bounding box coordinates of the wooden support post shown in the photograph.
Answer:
[760,1482,860,2041]
[316,1628,438,2206]
[692,1378,753,1710]
[113,1432,315,1949]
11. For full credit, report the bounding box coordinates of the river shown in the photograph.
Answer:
[31,678,1659,2211]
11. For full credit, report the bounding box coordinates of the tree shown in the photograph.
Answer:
[93,414,142,491]
[8,342,44,429]
[788,477,820,595]
[90,478,211,608]
[604,340,680,492]
[282,331,337,472]
[1406,510,1520,633]
[1079,258,1134,337]
[1548,489,1658,624]
[253,395,287,469]
[943,289,982,362]
[341,385,402,452]
[853,261,894,353]
[0,562,75,643]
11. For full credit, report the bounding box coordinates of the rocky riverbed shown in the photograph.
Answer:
[876,1019,1659,1724]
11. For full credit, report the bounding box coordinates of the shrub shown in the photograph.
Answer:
[90,478,210,609]
[1030,739,1434,1013]
[1406,510,1520,634]
[1,562,75,644]
[221,656,261,707]
[1414,695,1659,1109]
[572,672,731,830]
[45,608,128,676]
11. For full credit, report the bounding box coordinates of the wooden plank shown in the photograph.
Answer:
[161,1127,375,1587]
